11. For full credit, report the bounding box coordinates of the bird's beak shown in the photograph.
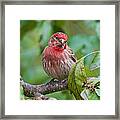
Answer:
[61,39,66,45]
[61,39,64,44]
[56,39,66,48]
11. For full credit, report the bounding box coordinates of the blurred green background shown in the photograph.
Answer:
[20,20,100,100]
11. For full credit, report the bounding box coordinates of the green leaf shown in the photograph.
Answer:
[88,77,100,85]
[95,89,100,96]
[68,64,83,100]
[81,89,89,100]
[81,88,100,100]
[68,51,100,100]
[84,51,100,77]
[75,58,87,82]
[88,92,100,100]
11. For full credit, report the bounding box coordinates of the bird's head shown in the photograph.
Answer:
[48,32,68,50]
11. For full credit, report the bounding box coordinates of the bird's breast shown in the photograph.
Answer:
[42,46,75,80]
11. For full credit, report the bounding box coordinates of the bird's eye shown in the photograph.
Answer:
[55,36,58,40]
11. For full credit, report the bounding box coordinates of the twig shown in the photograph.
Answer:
[20,78,68,98]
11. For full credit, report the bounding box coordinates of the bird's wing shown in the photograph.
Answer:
[66,45,77,63]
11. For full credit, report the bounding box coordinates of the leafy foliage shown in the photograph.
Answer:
[68,51,100,100]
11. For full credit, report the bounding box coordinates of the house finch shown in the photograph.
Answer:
[42,32,76,80]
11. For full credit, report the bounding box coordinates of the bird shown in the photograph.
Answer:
[42,32,76,80]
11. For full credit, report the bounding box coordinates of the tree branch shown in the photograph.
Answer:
[20,78,68,99]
